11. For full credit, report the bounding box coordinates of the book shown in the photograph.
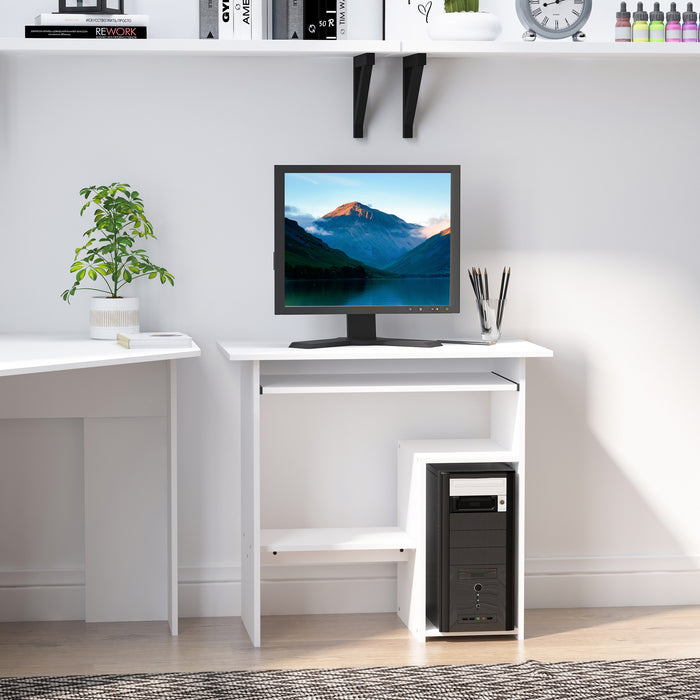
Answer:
[35,13,149,26]
[199,0,219,38]
[304,0,318,38]
[219,0,233,39]
[272,0,288,38]
[234,0,252,38]
[321,0,337,40]
[25,25,147,38]
[251,0,267,39]
[337,0,347,38]
[117,332,193,349]
[340,0,382,40]
[288,0,303,38]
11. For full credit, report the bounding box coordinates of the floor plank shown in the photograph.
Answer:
[1,607,700,678]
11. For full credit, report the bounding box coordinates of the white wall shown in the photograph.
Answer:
[2,0,700,621]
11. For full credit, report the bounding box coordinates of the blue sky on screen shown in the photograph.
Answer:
[284,171,452,230]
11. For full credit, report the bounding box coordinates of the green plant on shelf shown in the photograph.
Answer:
[61,182,174,302]
[444,0,479,11]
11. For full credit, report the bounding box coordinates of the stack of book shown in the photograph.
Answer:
[199,0,383,41]
[116,332,193,349]
[26,12,148,39]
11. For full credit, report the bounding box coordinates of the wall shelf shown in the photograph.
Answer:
[3,38,693,137]
[0,38,401,57]
[4,38,700,59]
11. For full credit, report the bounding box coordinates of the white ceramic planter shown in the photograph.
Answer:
[428,11,502,41]
[89,297,140,340]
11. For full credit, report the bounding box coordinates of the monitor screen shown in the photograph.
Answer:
[274,165,460,348]
[275,165,460,314]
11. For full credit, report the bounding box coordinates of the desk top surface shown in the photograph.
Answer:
[0,334,201,377]
[217,338,553,362]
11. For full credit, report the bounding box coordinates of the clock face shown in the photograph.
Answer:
[517,0,592,38]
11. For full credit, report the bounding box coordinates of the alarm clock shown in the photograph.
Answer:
[515,0,593,41]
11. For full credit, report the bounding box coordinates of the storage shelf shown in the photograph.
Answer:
[260,371,517,395]
[261,526,414,551]
[425,620,518,638]
[398,438,519,465]
[4,38,700,60]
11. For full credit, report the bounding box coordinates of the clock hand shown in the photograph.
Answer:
[542,0,572,5]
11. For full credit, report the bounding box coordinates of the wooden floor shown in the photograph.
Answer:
[1,607,700,678]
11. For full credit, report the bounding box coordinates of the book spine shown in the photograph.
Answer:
[251,0,265,39]
[199,0,219,38]
[272,0,288,39]
[336,0,347,39]
[233,0,252,38]
[288,0,303,38]
[219,0,233,39]
[304,0,319,38]
[345,0,383,40]
[35,13,149,25]
[318,0,327,39]
[25,25,148,38]
[323,0,337,39]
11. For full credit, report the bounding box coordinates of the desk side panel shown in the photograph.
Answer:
[240,361,261,647]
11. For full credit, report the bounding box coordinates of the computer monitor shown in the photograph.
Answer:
[274,164,460,349]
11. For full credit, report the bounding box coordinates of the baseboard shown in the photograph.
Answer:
[525,555,700,609]
[3,557,700,622]
[0,569,84,622]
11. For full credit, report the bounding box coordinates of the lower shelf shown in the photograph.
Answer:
[425,621,519,638]
[260,527,414,565]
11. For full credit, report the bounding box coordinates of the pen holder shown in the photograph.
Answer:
[476,298,504,342]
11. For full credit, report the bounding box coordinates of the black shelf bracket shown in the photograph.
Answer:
[353,52,375,139]
[403,53,426,139]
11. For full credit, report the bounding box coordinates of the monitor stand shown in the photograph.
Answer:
[289,314,442,349]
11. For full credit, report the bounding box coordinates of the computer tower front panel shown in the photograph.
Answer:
[426,463,515,634]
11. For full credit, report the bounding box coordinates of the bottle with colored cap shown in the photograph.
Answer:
[683,2,698,41]
[616,2,633,41]
[666,2,682,41]
[649,2,665,40]
[633,2,650,41]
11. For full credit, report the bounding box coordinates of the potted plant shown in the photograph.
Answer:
[61,182,174,339]
[429,0,502,41]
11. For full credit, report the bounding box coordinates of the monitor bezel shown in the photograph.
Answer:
[274,164,461,316]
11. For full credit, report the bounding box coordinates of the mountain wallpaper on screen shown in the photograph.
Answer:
[313,201,426,269]
[285,201,450,280]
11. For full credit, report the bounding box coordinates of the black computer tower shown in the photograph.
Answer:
[426,463,516,633]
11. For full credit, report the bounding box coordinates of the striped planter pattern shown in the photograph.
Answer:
[89,297,140,340]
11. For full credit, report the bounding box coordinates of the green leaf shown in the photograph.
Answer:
[88,269,97,281]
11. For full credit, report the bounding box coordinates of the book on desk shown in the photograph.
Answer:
[117,332,193,349]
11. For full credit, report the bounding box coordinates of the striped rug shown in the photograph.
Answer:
[1,658,699,699]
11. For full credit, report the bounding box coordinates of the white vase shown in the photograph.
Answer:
[428,11,502,41]
[89,297,140,340]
